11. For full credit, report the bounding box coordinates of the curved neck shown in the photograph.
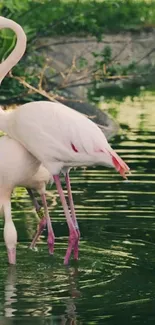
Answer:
[0,16,27,84]
[3,198,12,223]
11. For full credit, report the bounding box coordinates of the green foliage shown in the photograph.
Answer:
[0,0,155,53]
[88,81,143,103]
[77,57,88,69]
[1,0,155,103]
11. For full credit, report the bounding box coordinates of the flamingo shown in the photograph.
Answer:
[0,16,130,265]
[0,135,52,264]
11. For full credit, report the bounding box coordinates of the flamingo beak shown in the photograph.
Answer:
[7,248,16,265]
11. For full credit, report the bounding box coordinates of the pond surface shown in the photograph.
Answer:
[0,92,155,324]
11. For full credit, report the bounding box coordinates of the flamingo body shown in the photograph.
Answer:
[0,102,129,177]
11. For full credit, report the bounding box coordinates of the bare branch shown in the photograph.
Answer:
[38,64,48,90]
[58,55,77,88]
[8,71,86,105]
[136,47,155,64]
[8,71,58,102]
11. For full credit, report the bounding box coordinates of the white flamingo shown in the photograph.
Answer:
[0,16,130,265]
[0,135,52,264]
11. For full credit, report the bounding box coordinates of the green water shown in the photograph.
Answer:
[0,92,155,324]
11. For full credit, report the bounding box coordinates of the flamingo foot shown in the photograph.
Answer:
[47,232,55,255]
[64,230,79,265]
[7,248,16,265]
[29,216,47,250]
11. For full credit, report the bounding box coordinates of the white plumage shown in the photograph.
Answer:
[0,102,129,176]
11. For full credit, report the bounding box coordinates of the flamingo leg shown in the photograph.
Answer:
[27,189,47,250]
[40,193,55,255]
[53,175,78,265]
[29,209,47,250]
[65,172,80,260]
[27,188,40,212]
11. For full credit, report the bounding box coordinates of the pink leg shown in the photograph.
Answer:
[65,172,80,260]
[29,209,47,250]
[41,193,55,255]
[27,189,47,250]
[53,175,78,265]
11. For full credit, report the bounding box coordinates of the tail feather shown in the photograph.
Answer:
[110,150,130,179]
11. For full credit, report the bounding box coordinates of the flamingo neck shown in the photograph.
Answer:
[0,16,27,84]
[3,199,17,247]
[2,195,12,222]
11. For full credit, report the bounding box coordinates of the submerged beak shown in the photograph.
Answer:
[7,248,16,265]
